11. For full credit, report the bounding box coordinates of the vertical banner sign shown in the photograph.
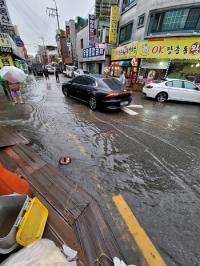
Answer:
[0,0,12,26]
[88,14,96,46]
[109,5,120,45]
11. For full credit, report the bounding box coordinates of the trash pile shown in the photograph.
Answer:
[0,165,78,265]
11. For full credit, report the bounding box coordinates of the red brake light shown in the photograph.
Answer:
[105,91,131,98]
[146,85,154,89]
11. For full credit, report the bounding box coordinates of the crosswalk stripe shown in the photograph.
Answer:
[128,104,144,108]
[122,107,139,116]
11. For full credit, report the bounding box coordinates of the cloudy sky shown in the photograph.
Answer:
[6,0,94,54]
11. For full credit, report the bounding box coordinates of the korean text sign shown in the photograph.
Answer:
[111,38,200,60]
[88,14,96,46]
[137,39,200,60]
[111,42,138,60]
[0,0,12,26]
[109,6,120,45]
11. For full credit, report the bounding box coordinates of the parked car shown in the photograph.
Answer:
[62,75,132,110]
[46,65,55,74]
[143,79,200,103]
[63,65,77,78]
[32,63,43,76]
[74,69,89,77]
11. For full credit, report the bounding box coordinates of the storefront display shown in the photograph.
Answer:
[111,37,200,87]
[138,59,170,84]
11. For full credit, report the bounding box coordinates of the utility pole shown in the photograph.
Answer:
[46,0,60,32]
[46,0,61,57]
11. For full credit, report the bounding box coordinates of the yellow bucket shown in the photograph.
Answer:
[16,197,48,247]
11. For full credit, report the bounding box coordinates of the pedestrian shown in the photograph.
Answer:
[119,70,126,85]
[8,82,24,104]
[55,68,60,83]
[43,68,49,80]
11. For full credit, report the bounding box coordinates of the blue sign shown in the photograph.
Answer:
[83,47,104,58]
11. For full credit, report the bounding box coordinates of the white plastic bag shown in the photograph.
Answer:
[2,239,70,266]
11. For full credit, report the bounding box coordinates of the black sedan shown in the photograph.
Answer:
[62,75,132,110]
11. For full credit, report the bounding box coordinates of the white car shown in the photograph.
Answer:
[63,65,77,78]
[143,79,200,103]
[46,65,55,74]
[73,69,89,77]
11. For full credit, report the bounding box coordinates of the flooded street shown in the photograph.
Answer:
[1,75,200,265]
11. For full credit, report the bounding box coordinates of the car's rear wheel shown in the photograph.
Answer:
[89,97,97,110]
[156,92,168,102]
[63,87,70,97]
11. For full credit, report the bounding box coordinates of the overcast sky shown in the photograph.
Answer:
[6,0,94,54]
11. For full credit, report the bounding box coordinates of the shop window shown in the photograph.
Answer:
[122,0,137,12]
[183,81,198,90]
[137,14,145,28]
[162,9,189,31]
[119,22,133,44]
[148,7,200,35]
[185,8,200,29]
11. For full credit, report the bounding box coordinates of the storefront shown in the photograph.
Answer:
[80,46,106,74]
[138,59,170,84]
[111,42,139,86]
[111,37,200,86]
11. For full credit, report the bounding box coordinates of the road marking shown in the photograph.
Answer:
[113,195,166,266]
[122,107,139,116]
[128,104,144,109]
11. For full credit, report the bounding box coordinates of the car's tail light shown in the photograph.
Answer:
[105,91,131,98]
[146,85,154,89]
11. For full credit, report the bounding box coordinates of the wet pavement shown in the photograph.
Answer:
[1,75,200,265]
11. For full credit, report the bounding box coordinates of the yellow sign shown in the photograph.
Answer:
[112,38,200,61]
[111,41,138,60]
[137,39,200,60]
[0,33,12,48]
[109,5,120,45]
[0,54,14,68]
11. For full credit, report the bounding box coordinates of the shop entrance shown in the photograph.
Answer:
[97,63,102,74]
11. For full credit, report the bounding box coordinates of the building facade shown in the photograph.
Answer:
[111,0,200,85]
[0,0,27,71]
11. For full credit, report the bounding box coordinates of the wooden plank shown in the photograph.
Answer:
[4,145,46,176]
[0,127,28,148]
[74,201,123,265]
[29,164,89,223]
[30,187,88,265]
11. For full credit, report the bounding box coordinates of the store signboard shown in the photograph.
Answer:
[111,42,138,60]
[0,33,12,48]
[88,14,96,46]
[82,47,105,61]
[137,39,200,60]
[109,5,120,45]
[112,38,200,61]
[0,0,12,26]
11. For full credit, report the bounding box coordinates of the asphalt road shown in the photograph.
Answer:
[1,75,200,265]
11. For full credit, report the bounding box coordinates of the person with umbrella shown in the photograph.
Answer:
[8,82,24,104]
[0,66,27,104]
